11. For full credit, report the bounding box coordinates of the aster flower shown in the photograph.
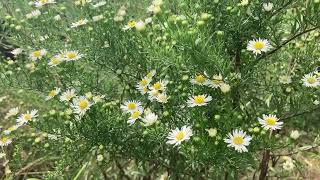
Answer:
[45,87,61,101]
[127,108,144,124]
[187,94,212,107]
[71,96,92,115]
[224,129,252,153]
[167,126,193,146]
[120,100,142,113]
[48,55,64,67]
[302,73,319,87]
[17,109,38,125]
[258,114,283,130]
[0,137,13,147]
[29,49,47,61]
[247,38,271,55]
[190,73,207,86]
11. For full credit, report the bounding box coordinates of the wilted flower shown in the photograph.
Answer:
[5,107,19,119]
[71,18,88,28]
[142,111,158,126]
[290,130,300,140]
[263,3,274,12]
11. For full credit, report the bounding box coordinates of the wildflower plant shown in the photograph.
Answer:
[0,0,320,179]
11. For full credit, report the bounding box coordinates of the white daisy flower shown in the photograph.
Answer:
[0,137,13,147]
[136,77,152,94]
[205,74,224,88]
[29,49,47,61]
[11,48,23,56]
[17,109,38,125]
[247,38,271,55]
[187,94,212,107]
[142,111,158,126]
[5,107,19,119]
[127,108,144,124]
[149,80,168,92]
[258,114,283,131]
[224,129,252,153]
[71,18,88,28]
[190,73,207,86]
[45,87,61,101]
[48,55,64,67]
[302,73,319,87]
[156,93,168,103]
[64,50,83,61]
[120,100,142,113]
[167,125,193,146]
[60,89,77,102]
[71,96,91,115]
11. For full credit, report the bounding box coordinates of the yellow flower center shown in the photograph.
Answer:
[51,57,60,65]
[79,100,88,110]
[131,111,140,119]
[194,96,205,104]
[195,75,205,83]
[33,50,42,57]
[253,41,265,50]
[175,131,185,141]
[1,137,8,142]
[8,127,15,131]
[140,79,148,86]
[24,114,32,120]
[127,103,137,110]
[146,72,153,79]
[128,21,136,28]
[48,90,57,97]
[153,82,161,90]
[212,79,222,85]
[67,52,77,60]
[307,77,317,84]
[233,136,244,145]
[40,0,48,3]
[265,117,277,126]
